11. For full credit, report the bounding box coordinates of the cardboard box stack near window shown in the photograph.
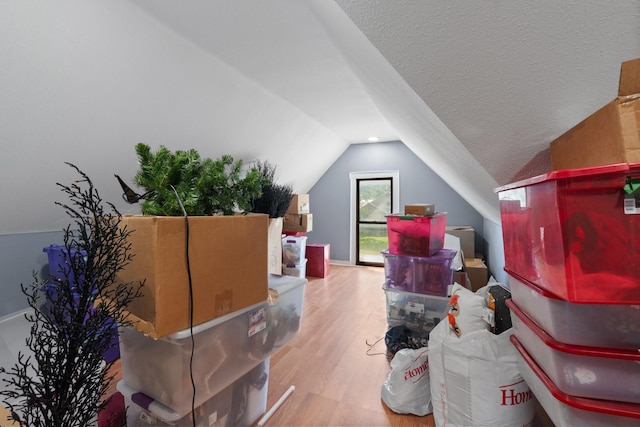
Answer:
[446,225,488,291]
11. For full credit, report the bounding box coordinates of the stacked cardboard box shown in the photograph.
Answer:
[283,194,312,233]
[446,226,488,292]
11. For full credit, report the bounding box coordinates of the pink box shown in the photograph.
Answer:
[496,163,640,303]
[306,243,330,278]
[511,336,640,427]
[382,249,456,296]
[508,299,640,404]
[386,213,446,257]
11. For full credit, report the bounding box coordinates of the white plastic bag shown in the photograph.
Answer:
[429,325,536,426]
[381,347,432,416]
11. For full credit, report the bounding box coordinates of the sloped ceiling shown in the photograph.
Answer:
[133,0,640,224]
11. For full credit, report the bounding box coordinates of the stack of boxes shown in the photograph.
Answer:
[282,194,312,277]
[497,163,640,426]
[281,193,331,278]
[382,204,457,352]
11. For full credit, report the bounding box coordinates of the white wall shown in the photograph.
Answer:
[0,0,347,234]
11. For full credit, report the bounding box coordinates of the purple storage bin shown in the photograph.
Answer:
[382,249,456,296]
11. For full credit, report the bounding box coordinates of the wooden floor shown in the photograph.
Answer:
[254,264,431,427]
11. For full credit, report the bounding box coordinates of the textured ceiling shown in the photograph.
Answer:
[336,0,640,185]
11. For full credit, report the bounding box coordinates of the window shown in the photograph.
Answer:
[349,171,399,266]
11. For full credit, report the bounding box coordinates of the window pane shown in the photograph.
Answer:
[358,223,387,264]
[358,180,392,222]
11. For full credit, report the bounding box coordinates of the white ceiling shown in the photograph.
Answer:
[132,0,640,221]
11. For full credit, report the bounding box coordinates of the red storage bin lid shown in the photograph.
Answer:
[510,335,640,420]
[495,162,640,192]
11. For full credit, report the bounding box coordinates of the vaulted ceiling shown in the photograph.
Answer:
[133,0,640,224]
[2,1,638,233]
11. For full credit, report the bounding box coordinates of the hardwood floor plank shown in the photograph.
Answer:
[256,265,435,426]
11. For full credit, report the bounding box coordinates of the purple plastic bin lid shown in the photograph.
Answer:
[510,335,640,419]
[495,162,640,193]
[381,248,456,260]
[506,299,640,361]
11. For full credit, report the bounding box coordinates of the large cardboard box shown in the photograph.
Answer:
[551,58,640,170]
[445,226,475,259]
[286,194,310,214]
[283,213,313,232]
[116,214,269,338]
[465,258,489,292]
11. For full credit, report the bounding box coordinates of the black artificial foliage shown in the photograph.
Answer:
[250,160,293,218]
[0,163,144,427]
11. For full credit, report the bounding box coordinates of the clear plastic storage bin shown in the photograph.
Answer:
[507,270,640,349]
[120,358,269,426]
[266,275,306,349]
[282,259,307,278]
[118,302,272,415]
[383,285,449,332]
[507,300,640,404]
[282,235,307,266]
[511,336,640,427]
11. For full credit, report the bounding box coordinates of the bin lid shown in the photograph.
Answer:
[495,162,640,193]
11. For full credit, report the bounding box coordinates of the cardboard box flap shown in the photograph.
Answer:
[618,58,640,97]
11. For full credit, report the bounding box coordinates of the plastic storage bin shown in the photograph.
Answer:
[282,235,307,266]
[43,244,87,285]
[496,163,640,303]
[507,300,640,404]
[383,285,449,332]
[120,358,269,426]
[507,269,640,349]
[511,336,640,427]
[382,249,456,296]
[266,275,306,349]
[118,301,272,415]
[282,259,307,278]
[386,213,447,257]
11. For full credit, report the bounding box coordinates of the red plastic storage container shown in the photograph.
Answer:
[386,212,446,257]
[496,163,640,303]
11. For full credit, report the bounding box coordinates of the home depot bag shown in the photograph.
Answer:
[429,324,536,426]
[381,347,432,416]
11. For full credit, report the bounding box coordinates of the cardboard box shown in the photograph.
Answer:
[551,58,640,170]
[465,258,489,292]
[116,214,269,338]
[286,194,310,214]
[445,226,475,259]
[404,203,435,216]
[306,243,330,278]
[283,213,313,232]
[267,217,283,275]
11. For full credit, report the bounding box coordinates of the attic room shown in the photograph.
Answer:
[1,1,639,426]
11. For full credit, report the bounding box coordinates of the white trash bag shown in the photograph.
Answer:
[381,347,432,416]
